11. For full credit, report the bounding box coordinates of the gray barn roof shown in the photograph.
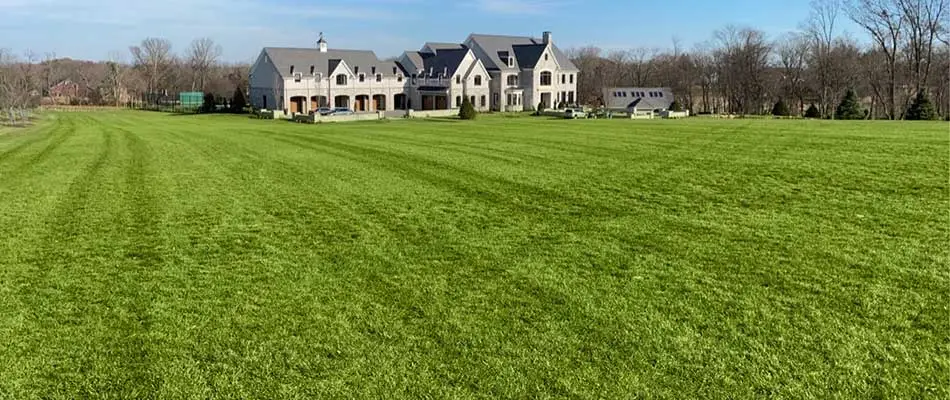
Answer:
[262,47,400,78]
[467,33,578,71]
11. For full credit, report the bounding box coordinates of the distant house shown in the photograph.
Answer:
[249,31,579,114]
[603,87,674,113]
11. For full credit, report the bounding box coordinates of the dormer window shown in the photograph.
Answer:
[371,66,376,74]
[310,65,315,75]
[508,57,514,67]
[290,65,295,74]
[336,74,347,85]
[354,66,359,74]
[397,75,403,82]
[376,74,382,82]
[393,66,397,74]
[456,76,461,84]
[294,73,302,83]
[474,75,482,86]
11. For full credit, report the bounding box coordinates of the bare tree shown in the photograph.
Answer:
[187,38,222,91]
[713,26,773,114]
[848,0,904,119]
[776,32,811,114]
[628,47,659,86]
[898,0,948,95]
[804,0,844,117]
[130,37,174,103]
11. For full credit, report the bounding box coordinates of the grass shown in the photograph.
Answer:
[0,111,946,398]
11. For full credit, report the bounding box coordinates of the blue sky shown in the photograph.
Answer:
[0,0,864,62]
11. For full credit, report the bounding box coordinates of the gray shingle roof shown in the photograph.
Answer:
[422,42,465,53]
[262,47,400,78]
[466,33,578,71]
[420,48,469,78]
[402,51,425,72]
[401,49,471,78]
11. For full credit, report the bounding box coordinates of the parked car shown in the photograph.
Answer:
[332,107,354,115]
[564,108,586,119]
[313,107,334,116]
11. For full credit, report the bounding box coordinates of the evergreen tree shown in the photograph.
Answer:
[771,99,790,116]
[201,93,216,113]
[669,100,684,112]
[230,87,247,113]
[835,89,864,120]
[906,90,937,120]
[804,104,821,118]
[459,96,476,120]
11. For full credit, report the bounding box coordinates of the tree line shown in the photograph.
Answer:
[0,37,248,122]
[567,0,948,119]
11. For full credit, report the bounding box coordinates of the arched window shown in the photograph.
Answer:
[336,74,347,85]
[507,75,518,86]
[540,71,552,86]
[474,75,482,86]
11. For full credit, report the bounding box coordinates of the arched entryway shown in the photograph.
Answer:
[354,95,370,112]
[394,94,408,110]
[334,95,350,108]
[311,95,327,110]
[372,94,386,111]
[289,96,306,113]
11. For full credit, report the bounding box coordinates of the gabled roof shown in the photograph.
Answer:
[420,48,470,77]
[261,47,400,78]
[402,48,472,78]
[466,33,578,71]
[422,42,465,54]
[402,51,425,72]
[511,44,546,69]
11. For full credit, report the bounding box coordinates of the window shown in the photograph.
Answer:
[397,75,403,82]
[393,66,398,75]
[570,74,574,84]
[359,73,365,83]
[290,65,295,74]
[411,74,417,85]
[310,65,315,75]
[456,96,462,107]
[544,53,549,61]
[315,73,322,82]
[540,71,552,86]
[456,75,461,84]
[336,74,347,85]
[507,75,518,86]
[508,57,514,67]
[376,74,382,82]
[493,93,499,106]
[659,92,664,97]
[294,73,302,83]
[480,95,486,107]
[474,75,482,86]
[561,74,566,84]
[470,96,475,105]
[354,66,359,74]
[569,91,575,103]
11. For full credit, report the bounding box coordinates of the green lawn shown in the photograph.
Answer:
[0,111,946,398]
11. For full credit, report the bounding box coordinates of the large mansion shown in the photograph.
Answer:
[249,32,579,114]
